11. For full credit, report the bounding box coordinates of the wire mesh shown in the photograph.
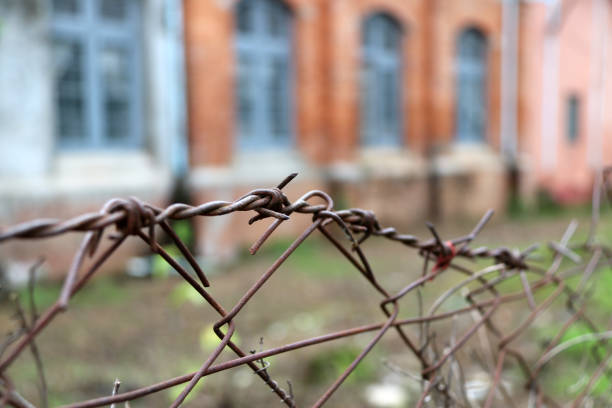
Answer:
[1,171,612,407]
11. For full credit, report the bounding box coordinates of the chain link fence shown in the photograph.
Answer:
[1,171,612,407]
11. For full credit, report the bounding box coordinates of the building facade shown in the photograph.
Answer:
[0,0,188,275]
[183,0,508,258]
[519,0,612,203]
[183,0,612,258]
[1,0,611,275]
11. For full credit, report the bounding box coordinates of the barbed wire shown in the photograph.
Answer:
[1,170,612,407]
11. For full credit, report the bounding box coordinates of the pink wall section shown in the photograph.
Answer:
[521,0,612,203]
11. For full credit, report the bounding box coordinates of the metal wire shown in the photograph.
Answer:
[1,171,612,407]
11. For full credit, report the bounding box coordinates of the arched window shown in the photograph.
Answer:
[455,27,488,143]
[235,0,292,148]
[360,13,403,146]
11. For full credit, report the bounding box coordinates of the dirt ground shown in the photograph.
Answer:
[1,208,611,407]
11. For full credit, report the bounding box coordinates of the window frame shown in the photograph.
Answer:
[360,13,404,148]
[234,0,294,150]
[454,26,488,144]
[51,0,143,151]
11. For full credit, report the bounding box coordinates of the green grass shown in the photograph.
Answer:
[303,345,378,386]
[509,189,600,220]
[240,238,356,278]
[546,366,611,399]
[589,267,612,313]
[14,275,129,313]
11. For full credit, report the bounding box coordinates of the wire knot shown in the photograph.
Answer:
[106,198,156,238]
[248,188,291,225]
[351,209,379,232]
[431,241,457,279]
[262,187,290,213]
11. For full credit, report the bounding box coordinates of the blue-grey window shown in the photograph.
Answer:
[566,94,580,143]
[455,27,487,143]
[51,0,142,149]
[360,13,403,146]
[235,0,292,148]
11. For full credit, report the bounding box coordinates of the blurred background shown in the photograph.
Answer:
[1,0,612,406]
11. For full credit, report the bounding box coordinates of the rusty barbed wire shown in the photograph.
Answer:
[1,171,612,407]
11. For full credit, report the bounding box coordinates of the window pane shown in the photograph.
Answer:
[363,19,377,46]
[268,57,289,138]
[100,45,131,141]
[237,54,255,139]
[99,0,127,21]
[361,14,402,146]
[360,61,376,143]
[382,21,400,51]
[235,0,292,147]
[53,39,86,141]
[382,70,398,135]
[265,0,289,37]
[567,96,580,143]
[236,1,254,34]
[456,28,487,143]
[52,0,80,15]
[460,31,487,60]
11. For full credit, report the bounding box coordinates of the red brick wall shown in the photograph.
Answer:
[183,0,503,165]
[184,0,234,166]
[182,0,508,259]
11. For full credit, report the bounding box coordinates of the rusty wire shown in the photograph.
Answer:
[1,171,612,407]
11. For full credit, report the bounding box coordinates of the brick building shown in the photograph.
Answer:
[1,0,611,275]
[183,0,612,258]
[183,0,510,258]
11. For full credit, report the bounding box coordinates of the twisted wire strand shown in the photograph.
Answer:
[0,186,531,271]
